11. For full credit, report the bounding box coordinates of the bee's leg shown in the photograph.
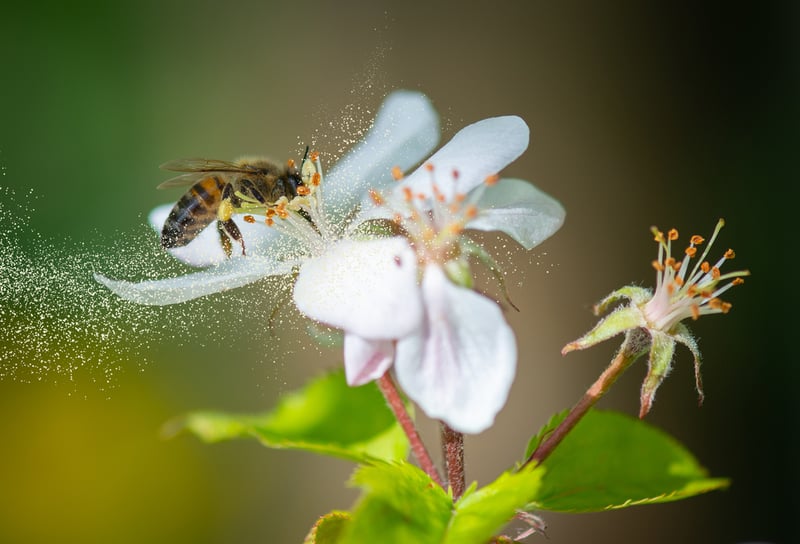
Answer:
[217,185,246,257]
[219,218,246,256]
[217,221,233,259]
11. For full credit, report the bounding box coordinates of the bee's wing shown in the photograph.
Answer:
[156,172,219,189]
[160,158,246,172]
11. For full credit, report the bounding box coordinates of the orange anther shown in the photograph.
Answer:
[690,304,701,320]
[711,267,721,280]
[724,249,736,259]
[484,174,500,186]
[685,246,697,257]
[667,283,675,296]
[310,151,320,162]
[690,235,705,245]
[369,189,384,205]
[700,261,710,273]
[721,302,732,313]
[454,193,466,203]
[464,205,478,219]
[391,166,404,180]
[243,215,256,224]
[265,217,274,226]
[732,277,745,286]
[402,187,413,202]
[296,186,311,196]
[674,276,684,287]
[311,172,321,186]
[708,298,724,310]
[668,228,679,241]
[652,260,664,272]
[287,159,296,168]
[665,257,677,268]
[424,162,435,172]
[448,223,465,235]
[653,230,665,243]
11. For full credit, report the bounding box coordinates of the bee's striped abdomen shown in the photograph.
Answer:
[161,176,226,248]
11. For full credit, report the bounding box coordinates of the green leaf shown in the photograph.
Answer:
[340,462,545,544]
[444,465,544,544]
[527,409,729,512]
[524,408,569,459]
[304,511,351,544]
[176,369,408,463]
[341,462,452,544]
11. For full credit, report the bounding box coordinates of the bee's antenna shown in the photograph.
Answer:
[301,146,310,164]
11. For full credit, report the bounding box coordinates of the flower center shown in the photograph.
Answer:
[373,162,497,268]
[642,218,748,332]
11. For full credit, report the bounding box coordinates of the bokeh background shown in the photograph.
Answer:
[1,1,796,543]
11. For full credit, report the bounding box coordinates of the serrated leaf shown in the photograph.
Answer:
[340,462,545,544]
[177,369,408,463]
[444,465,544,544]
[341,462,453,544]
[304,511,351,544]
[527,409,729,512]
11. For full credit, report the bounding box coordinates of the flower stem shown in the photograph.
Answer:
[440,422,465,500]
[376,373,443,487]
[523,333,644,468]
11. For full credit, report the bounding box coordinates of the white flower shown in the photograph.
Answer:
[293,115,566,433]
[94,90,440,305]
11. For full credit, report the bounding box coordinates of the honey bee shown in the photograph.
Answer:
[157,150,311,257]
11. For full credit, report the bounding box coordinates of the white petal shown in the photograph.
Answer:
[94,256,296,306]
[467,178,565,249]
[148,204,295,268]
[293,237,422,340]
[323,90,440,225]
[398,116,529,201]
[394,264,517,434]
[343,334,395,386]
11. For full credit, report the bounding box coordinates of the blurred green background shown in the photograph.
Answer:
[1,1,795,542]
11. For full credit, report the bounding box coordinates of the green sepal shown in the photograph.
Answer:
[460,237,518,311]
[525,409,729,512]
[593,285,651,315]
[304,511,351,544]
[173,369,408,464]
[639,331,676,417]
[562,306,645,354]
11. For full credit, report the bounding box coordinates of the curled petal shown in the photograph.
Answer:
[399,116,529,201]
[324,90,440,225]
[148,204,293,268]
[467,178,565,250]
[94,256,296,306]
[343,334,395,386]
[293,237,423,340]
[394,264,516,434]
